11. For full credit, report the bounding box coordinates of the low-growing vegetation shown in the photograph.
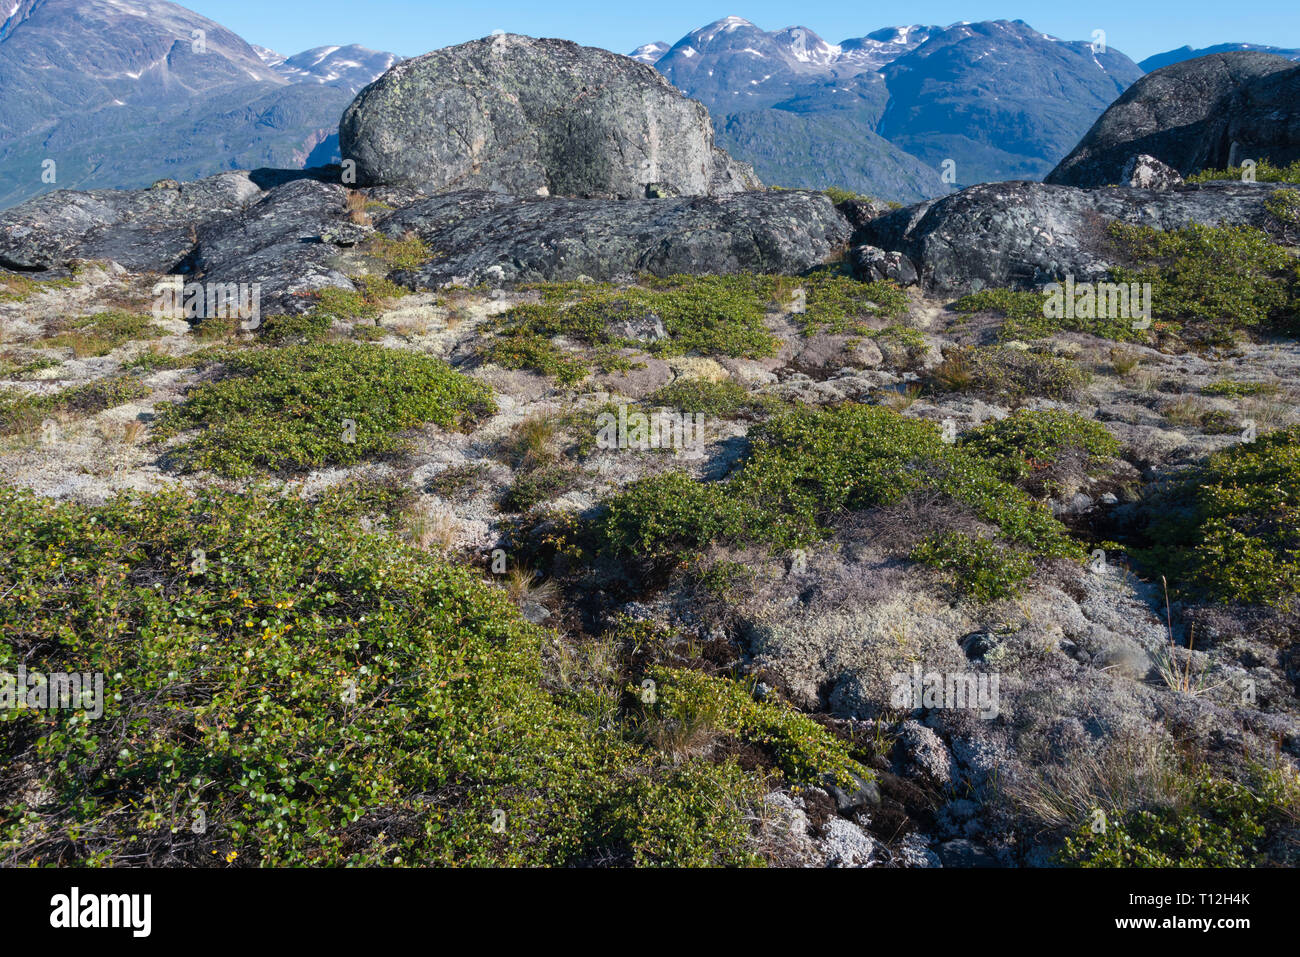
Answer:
[0,486,865,866]
[646,378,770,419]
[599,404,1081,598]
[260,277,410,345]
[0,375,148,436]
[1137,425,1300,608]
[0,272,76,302]
[959,409,1121,494]
[1108,222,1300,342]
[1186,158,1300,184]
[953,288,1148,343]
[154,343,494,477]
[38,310,164,357]
[483,274,909,382]
[367,232,433,271]
[1062,764,1300,867]
[930,346,1090,401]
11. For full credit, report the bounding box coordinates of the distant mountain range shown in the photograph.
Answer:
[0,0,393,207]
[252,43,403,95]
[1138,42,1300,72]
[0,2,1293,210]
[636,17,1143,201]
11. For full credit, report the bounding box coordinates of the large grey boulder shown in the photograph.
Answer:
[859,179,1294,295]
[339,34,758,199]
[1047,53,1300,188]
[376,188,849,288]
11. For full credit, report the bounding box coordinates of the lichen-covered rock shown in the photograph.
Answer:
[860,179,1294,295]
[1121,154,1185,190]
[848,243,918,286]
[896,720,954,786]
[377,188,851,287]
[339,34,758,199]
[821,818,885,867]
[1047,52,1300,188]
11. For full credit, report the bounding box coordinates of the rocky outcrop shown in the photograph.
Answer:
[339,34,758,200]
[186,178,360,314]
[0,172,264,272]
[858,179,1293,295]
[0,169,847,308]
[1047,52,1300,187]
[376,188,849,287]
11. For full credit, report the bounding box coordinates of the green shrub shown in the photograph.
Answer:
[953,288,1147,343]
[823,186,868,204]
[642,667,869,789]
[1266,188,1300,231]
[0,355,62,379]
[911,532,1037,601]
[261,279,409,345]
[500,463,580,512]
[0,486,806,866]
[258,311,334,345]
[0,375,147,435]
[599,405,1081,594]
[426,462,492,501]
[368,233,432,271]
[1108,222,1300,339]
[953,288,1047,322]
[0,273,75,302]
[646,379,751,418]
[154,343,494,477]
[1186,158,1300,184]
[121,348,193,373]
[1138,425,1300,608]
[931,346,1090,400]
[1200,379,1280,398]
[485,274,909,380]
[959,410,1120,488]
[39,311,163,357]
[482,332,591,385]
[1062,765,1299,867]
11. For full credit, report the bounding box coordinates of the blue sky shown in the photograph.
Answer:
[184,1,1299,64]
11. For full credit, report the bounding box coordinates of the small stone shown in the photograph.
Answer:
[1121,154,1185,191]
[823,771,882,814]
[821,818,884,867]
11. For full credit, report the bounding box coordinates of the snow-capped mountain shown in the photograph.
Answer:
[640,17,1144,201]
[1140,42,1300,72]
[255,44,402,95]
[0,0,349,207]
[629,41,669,64]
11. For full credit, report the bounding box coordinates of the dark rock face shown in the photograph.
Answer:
[0,168,364,315]
[187,179,359,314]
[0,172,264,271]
[860,179,1293,295]
[1047,53,1300,188]
[377,188,850,287]
[340,34,757,200]
[1,168,850,310]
